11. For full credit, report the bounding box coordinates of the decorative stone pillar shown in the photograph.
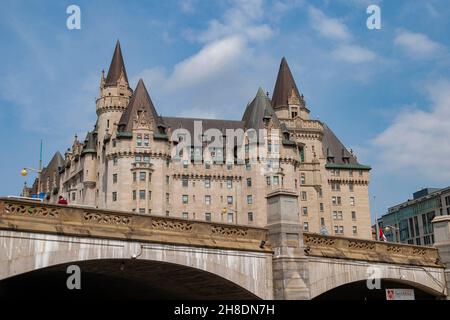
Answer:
[432,215,450,299]
[266,189,310,300]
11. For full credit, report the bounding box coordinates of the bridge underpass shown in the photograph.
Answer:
[314,280,438,300]
[0,259,258,299]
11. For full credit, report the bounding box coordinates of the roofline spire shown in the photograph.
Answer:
[105,40,129,87]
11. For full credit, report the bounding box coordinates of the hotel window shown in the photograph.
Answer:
[133,172,136,182]
[227,196,233,205]
[227,163,233,170]
[135,155,142,163]
[204,178,211,188]
[112,192,117,202]
[349,182,354,192]
[302,207,308,215]
[332,196,341,205]
[350,197,355,206]
[140,172,146,182]
[113,156,118,165]
[334,226,339,234]
[295,179,298,188]
[72,192,76,201]
[182,195,188,204]
[205,213,211,222]
[416,238,421,245]
[247,195,253,204]
[144,134,149,147]
[136,134,142,147]
[205,162,211,169]
[183,160,189,168]
[320,218,325,226]
[143,155,150,163]
[227,178,233,189]
[182,176,188,187]
[227,212,234,223]
[332,211,343,220]
[139,208,145,214]
[331,169,340,177]
[112,139,116,148]
[107,120,110,128]
[132,190,136,200]
[205,195,211,205]
[266,176,271,186]
[339,226,344,234]
[248,212,254,223]
[353,226,358,235]
[318,188,323,198]
[292,111,298,118]
[359,170,363,177]
[247,178,252,187]
[273,176,279,186]
[301,191,307,201]
[320,203,324,212]
[139,190,145,200]
[300,173,306,185]
[446,196,450,206]
[352,211,357,220]
[245,162,251,171]
[331,182,341,191]
[303,222,309,231]
[349,170,353,177]
[182,212,188,219]
[299,147,305,163]
[112,174,117,183]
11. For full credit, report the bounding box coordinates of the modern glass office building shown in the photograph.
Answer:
[379,187,450,246]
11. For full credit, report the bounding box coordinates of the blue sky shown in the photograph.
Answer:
[1,0,450,221]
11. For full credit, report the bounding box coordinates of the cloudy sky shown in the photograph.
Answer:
[1,0,450,221]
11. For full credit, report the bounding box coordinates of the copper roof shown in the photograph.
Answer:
[105,40,129,87]
[271,57,303,109]
[242,87,280,130]
[321,124,359,165]
[118,79,160,132]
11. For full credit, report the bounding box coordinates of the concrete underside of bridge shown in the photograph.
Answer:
[0,259,258,299]
[314,279,439,300]
[0,230,273,299]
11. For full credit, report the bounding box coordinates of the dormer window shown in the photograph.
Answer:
[136,134,142,147]
[144,134,149,147]
[291,111,298,118]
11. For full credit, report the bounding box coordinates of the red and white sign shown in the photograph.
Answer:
[385,289,415,300]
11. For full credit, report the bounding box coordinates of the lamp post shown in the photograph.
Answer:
[21,140,43,196]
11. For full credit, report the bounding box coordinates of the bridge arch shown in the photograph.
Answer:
[308,257,446,299]
[0,230,273,299]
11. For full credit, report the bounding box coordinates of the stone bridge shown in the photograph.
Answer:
[0,197,449,299]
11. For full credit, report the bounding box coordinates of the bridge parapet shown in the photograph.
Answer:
[0,198,269,253]
[303,232,442,267]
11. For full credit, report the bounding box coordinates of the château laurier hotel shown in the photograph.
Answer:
[23,41,372,239]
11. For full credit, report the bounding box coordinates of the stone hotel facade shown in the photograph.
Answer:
[23,41,372,239]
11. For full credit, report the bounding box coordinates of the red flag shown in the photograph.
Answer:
[379,226,387,242]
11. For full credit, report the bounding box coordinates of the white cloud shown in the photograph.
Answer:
[308,6,351,42]
[170,35,246,88]
[179,0,196,13]
[372,79,450,181]
[394,30,443,58]
[307,6,377,65]
[197,0,273,43]
[332,44,377,63]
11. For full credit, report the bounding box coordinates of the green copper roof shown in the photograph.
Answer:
[325,163,371,170]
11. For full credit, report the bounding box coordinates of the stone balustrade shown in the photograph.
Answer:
[303,232,442,267]
[0,197,269,252]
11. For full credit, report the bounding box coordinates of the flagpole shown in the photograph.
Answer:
[374,195,380,241]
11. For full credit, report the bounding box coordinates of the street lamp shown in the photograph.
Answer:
[21,139,44,196]
[384,225,400,243]
[222,207,238,224]
[21,167,43,194]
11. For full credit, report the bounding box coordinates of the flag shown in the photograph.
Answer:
[379,226,387,242]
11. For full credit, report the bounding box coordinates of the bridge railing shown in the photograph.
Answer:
[303,232,443,267]
[0,197,269,253]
